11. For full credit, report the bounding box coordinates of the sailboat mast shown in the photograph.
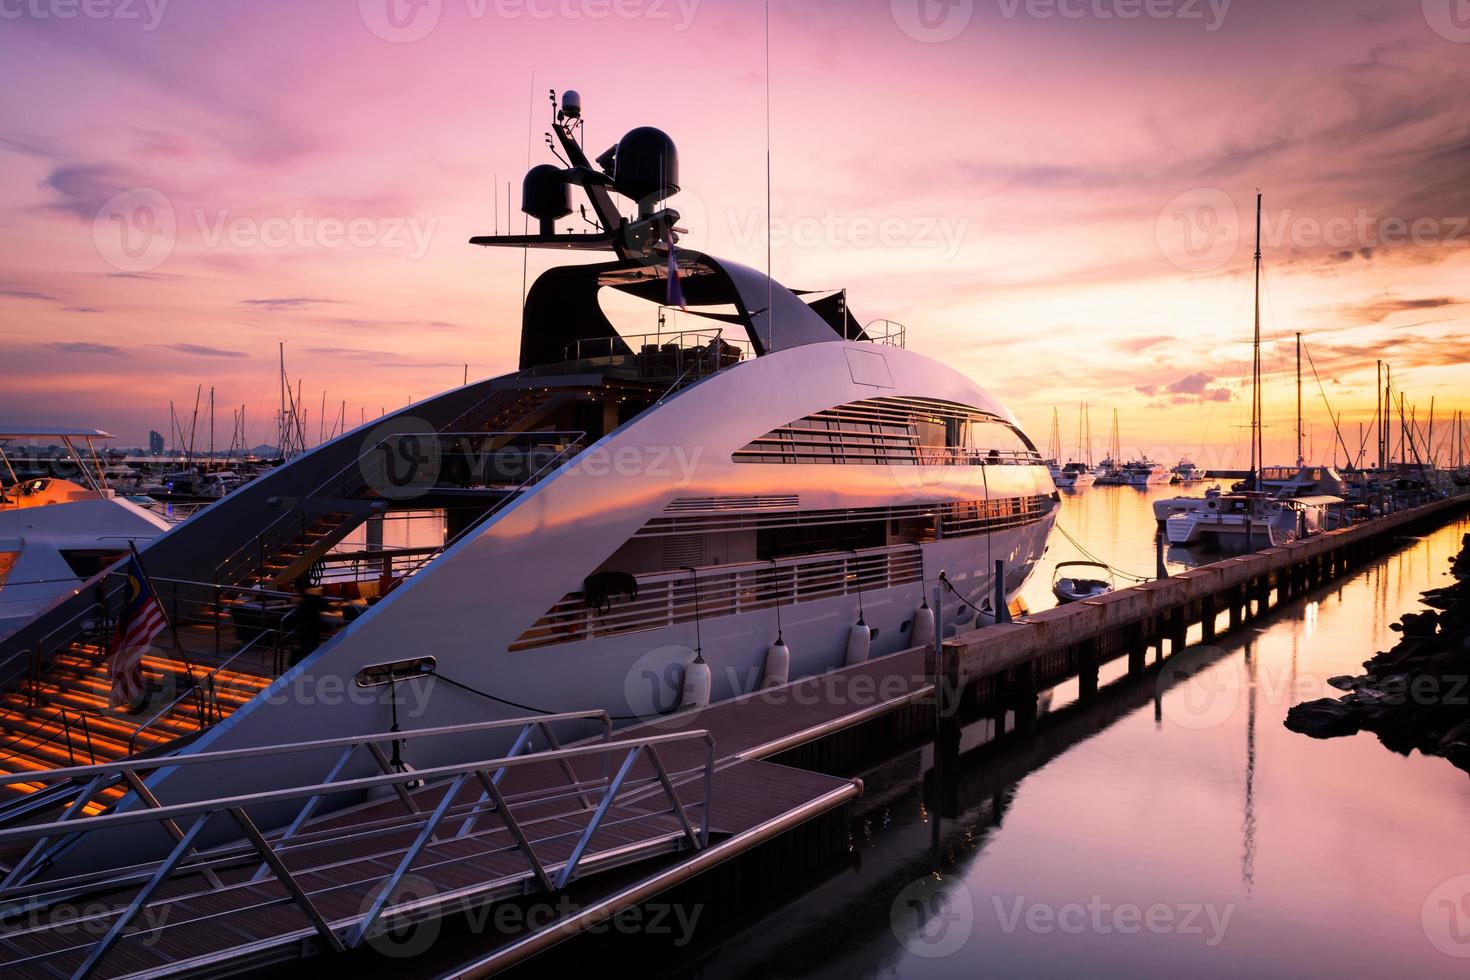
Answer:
[1295,332,1303,466]
[1251,191,1262,492]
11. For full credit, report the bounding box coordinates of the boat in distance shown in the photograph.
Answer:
[0,89,1059,813]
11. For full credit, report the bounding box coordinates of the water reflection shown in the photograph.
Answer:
[669,512,1470,980]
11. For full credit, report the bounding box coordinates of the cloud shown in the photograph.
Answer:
[1113,335,1173,354]
[241,297,333,310]
[1330,295,1462,324]
[63,307,102,313]
[1166,372,1213,396]
[157,343,248,358]
[40,163,129,221]
[45,342,126,356]
[1,288,60,302]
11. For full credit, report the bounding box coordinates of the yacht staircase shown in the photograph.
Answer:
[0,382,587,821]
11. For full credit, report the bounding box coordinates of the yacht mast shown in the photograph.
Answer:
[1251,192,1263,492]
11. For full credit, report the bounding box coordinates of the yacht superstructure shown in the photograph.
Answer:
[0,91,1057,810]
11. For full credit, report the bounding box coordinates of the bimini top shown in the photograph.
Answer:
[471,88,879,369]
[0,426,113,440]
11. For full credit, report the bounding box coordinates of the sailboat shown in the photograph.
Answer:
[1054,403,1096,489]
[1165,193,1344,548]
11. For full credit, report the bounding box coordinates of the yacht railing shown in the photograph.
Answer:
[513,545,924,651]
[528,328,752,384]
[861,319,907,348]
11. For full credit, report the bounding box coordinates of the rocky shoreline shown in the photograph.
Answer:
[1285,532,1470,775]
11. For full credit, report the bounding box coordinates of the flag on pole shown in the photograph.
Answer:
[665,226,688,311]
[109,553,165,709]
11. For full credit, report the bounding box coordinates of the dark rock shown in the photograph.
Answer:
[1440,720,1470,771]
[1326,675,1359,692]
[1285,699,1361,738]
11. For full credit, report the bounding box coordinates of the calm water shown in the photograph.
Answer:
[660,488,1470,979]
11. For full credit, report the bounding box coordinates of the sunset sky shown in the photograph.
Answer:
[1,0,1467,469]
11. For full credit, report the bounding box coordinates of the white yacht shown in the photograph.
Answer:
[1172,458,1205,483]
[1121,458,1171,486]
[1166,492,1343,547]
[0,92,1058,804]
[0,427,170,638]
[1055,461,1096,489]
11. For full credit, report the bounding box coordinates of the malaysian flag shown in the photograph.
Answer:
[109,553,165,709]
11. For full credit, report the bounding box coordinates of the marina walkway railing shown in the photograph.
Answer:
[0,714,714,979]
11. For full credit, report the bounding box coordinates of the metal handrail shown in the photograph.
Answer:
[212,377,540,587]
[125,605,300,754]
[0,722,714,979]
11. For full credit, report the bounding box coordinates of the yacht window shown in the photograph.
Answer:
[355,657,437,687]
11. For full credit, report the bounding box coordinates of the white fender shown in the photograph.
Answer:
[910,601,935,650]
[681,653,711,709]
[762,636,790,689]
[844,617,871,666]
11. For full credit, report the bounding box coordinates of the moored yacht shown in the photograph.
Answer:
[1172,458,1204,483]
[0,427,170,638]
[0,91,1058,812]
[1055,461,1096,489]
[1121,458,1171,486]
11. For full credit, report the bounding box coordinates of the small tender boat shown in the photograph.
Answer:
[1052,560,1114,603]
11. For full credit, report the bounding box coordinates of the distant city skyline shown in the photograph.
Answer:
[1,0,1467,467]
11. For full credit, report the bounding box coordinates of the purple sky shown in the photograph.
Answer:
[1,0,1467,467]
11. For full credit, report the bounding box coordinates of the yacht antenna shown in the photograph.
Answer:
[1250,191,1262,492]
[764,0,773,354]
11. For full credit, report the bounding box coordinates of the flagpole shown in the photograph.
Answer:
[128,541,206,724]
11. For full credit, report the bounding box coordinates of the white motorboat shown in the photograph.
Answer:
[0,427,170,638]
[1055,461,1096,489]
[1172,459,1205,483]
[1121,458,1171,486]
[1051,561,1113,603]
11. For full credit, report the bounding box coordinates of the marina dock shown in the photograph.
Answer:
[0,492,1466,979]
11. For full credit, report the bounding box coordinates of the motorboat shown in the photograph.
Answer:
[1165,491,1344,547]
[1152,483,1225,522]
[1121,458,1171,486]
[0,90,1059,809]
[1052,561,1113,603]
[1172,459,1205,483]
[0,427,170,638]
[1055,461,1096,489]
